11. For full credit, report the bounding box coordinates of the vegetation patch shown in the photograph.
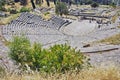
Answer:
[9,36,90,73]
[99,34,120,45]
[20,7,30,12]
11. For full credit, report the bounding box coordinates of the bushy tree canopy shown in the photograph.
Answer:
[55,2,68,16]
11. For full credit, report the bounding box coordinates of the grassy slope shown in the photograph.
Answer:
[99,33,120,45]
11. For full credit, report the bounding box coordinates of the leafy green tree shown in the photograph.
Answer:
[55,2,68,16]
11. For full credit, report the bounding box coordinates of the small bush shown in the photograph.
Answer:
[9,36,90,73]
[20,7,30,12]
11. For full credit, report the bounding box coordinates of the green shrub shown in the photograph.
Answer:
[9,36,31,66]
[20,7,30,12]
[9,36,90,73]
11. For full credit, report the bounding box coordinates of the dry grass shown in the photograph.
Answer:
[0,66,120,80]
[99,33,120,45]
